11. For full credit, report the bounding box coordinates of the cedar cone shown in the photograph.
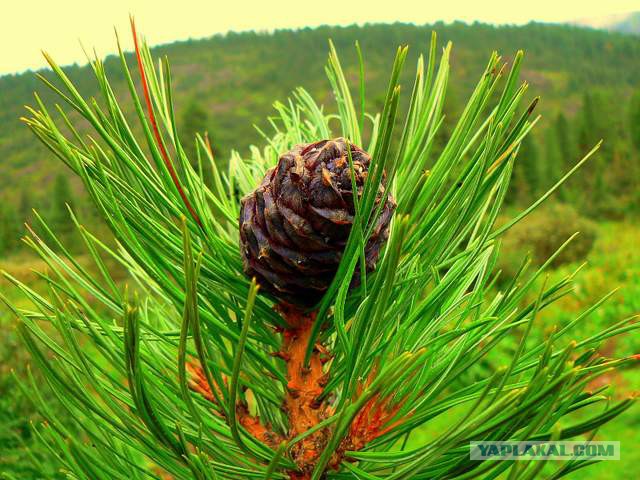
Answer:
[239,138,395,306]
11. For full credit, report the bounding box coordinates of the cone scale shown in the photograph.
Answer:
[239,138,395,306]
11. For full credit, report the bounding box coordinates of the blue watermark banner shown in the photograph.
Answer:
[469,441,620,461]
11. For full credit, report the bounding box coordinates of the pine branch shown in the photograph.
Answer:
[2,22,638,480]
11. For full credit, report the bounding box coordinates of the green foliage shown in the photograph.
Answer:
[502,86,639,218]
[498,203,598,281]
[538,222,640,356]
[18,189,34,226]
[1,21,640,244]
[0,203,21,256]
[554,113,573,171]
[629,90,640,151]
[49,174,74,226]
[510,133,540,203]
[0,284,65,480]
[180,99,210,162]
[2,26,638,480]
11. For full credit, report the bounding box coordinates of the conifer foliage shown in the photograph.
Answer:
[2,20,638,480]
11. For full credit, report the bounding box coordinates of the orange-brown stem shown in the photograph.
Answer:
[187,303,407,480]
[186,361,281,446]
[276,303,332,478]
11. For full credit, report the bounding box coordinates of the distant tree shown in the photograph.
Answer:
[18,189,33,225]
[48,174,76,242]
[575,92,613,214]
[543,126,563,192]
[180,99,209,166]
[629,90,640,151]
[0,202,21,256]
[577,92,598,153]
[553,112,573,171]
[548,113,576,202]
[512,133,541,203]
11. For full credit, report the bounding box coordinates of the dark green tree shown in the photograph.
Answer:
[553,112,573,172]
[543,126,563,189]
[575,92,614,214]
[549,112,575,201]
[629,90,640,151]
[0,202,21,255]
[18,189,33,226]
[180,98,210,165]
[47,173,76,244]
[512,132,541,203]
[577,92,598,153]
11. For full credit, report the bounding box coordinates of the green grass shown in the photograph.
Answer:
[535,222,640,356]
[535,221,640,478]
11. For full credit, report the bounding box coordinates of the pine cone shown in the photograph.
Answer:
[239,138,395,306]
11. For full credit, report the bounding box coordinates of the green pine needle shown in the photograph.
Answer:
[1,24,636,480]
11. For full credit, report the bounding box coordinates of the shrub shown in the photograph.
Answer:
[498,203,597,280]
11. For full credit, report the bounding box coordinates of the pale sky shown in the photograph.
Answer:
[2,0,638,75]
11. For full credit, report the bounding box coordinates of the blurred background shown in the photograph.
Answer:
[1,1,638,478]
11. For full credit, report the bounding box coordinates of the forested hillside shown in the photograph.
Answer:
[1,21,639,256]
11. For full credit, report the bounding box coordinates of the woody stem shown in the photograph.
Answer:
[277,303,330,479]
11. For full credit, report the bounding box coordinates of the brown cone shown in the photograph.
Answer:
[239,138,395,306]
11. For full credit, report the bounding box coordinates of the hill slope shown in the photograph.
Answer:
[1,21,639,216]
